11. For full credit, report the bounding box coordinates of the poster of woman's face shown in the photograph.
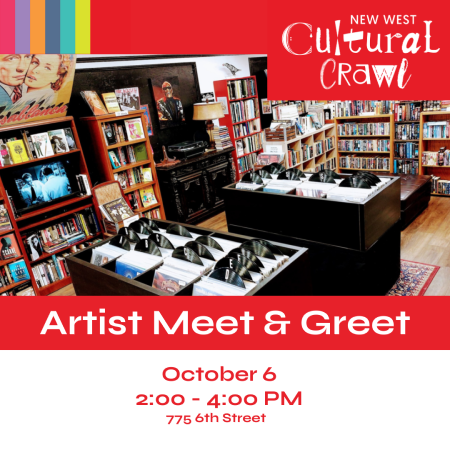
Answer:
[0,54,76,126]
[150,75,185,129]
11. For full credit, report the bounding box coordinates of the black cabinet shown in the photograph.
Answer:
[157,148,234,224]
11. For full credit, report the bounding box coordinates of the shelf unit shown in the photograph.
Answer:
[0,116,102,296]
[262,124,336,173]
[213,76,263,181]
[419,111,450,196]
[393,101,422,175]
[80,110,166,219]
[335,114,394,173]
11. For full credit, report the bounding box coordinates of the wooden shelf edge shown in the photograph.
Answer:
[123,180,156,194]
[134,202,161,214]
[112,160,151,173]
[107,137,147,150]
[0,150,81,171]
[0,278,29,295]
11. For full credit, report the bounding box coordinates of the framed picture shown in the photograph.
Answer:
[115,87,140,111]
[201,92,215,102]
[140,104,153,136]
[261,99,272,114]
[217,96,229,115]
[150,75,185,129]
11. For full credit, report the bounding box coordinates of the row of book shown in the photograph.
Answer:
[101,118,145,146]
[325,136,335,152]
[326,157,337,170]
[237,152,258,174]
[143,208,162,220]
[0,127,77,167]
[423,121,449,138]
[213,126,233,150]
[395,123,420,140]
[227,79,256,100]
[236,133,262,156]
[108,143,148,169]
[338,139,390,153]
[127,187,158,210]
[335,101,395,117]
[21,207,100,261]
[230,99,259,124]
[339,156,390,171]
[314,141,324,156]
[32,254,70,288]
[395,142,419,159]
[0,280,34,296]
[287,148,301,168]
[337,122,390,136]
[394,103,421,122]
[302,144,314,161]
[431,176,450,195]
[114,166,153,190]
[0,259,30,287]
[233,120,259,139]
[0,205,12,232]
[394,159,419,175]
[422,151,450,166]
[81,88,141,115]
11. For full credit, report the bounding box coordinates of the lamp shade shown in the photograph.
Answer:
[193,102,225,121]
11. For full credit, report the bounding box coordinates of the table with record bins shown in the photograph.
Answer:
[66,219,312,296]
[222,171,401,296]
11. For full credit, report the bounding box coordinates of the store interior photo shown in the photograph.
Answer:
[0,53,448,297]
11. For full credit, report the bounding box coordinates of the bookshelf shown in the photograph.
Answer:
[419,111,450,197]
[213,76,263,180]
[393,101,422,175]
[80,110,166,220]
[335,114,394,174]
[262,124,336,173]
[0,116,102,296]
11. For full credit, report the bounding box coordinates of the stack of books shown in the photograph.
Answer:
[213,126,233,150]
[0,205,12,231]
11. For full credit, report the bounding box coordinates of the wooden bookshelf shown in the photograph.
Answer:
[80,110,165,219]
[393,101,422,175]
[419,111,450,196]
[335,114,394,174]
[213,76,263,181]
[0,116,103,296]
[262,124,336,173]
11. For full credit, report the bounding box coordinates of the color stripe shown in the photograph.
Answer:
[0,0,16,53]
[15,0,30,53]
[60,0,75,53]
[30,0,45,53]
[75,0,90,54]
[45,0,59,53]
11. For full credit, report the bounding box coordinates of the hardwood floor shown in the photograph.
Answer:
[51,199,450,296]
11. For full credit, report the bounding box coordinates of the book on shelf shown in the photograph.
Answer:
[30,132,54,158]
[423,121,450,139]
[63,128,77,150]
[338,139,390,152]
[142,168,153,182]
[124,118,145,140]
[101,93,121,113]
[431,176,450,194]
[81,91,108,116]
[143,208,161,220]
[227,79,256,100]
[337,122,390,136]
[0,143,13,166]
[139,186,157,208]
[335,100,394,117]
[12,280,35,296]
[395,142,419,159]
[47,129,70,153]
[102,198,135,223]
[133,142,148,161]
[213,126,233,150]
[230,98,258,123]
[0,205,12,231]
[7,140,29,164]
[339,156,390,171]
[32,253,71,288]
[0,232,20,260]
[394,102,421,121]
[395,123,420,140]
[109,150,121,169]
[394,159,419,175]
[423,150,450,166]
[8,259,30,283]
[115,87,140,111]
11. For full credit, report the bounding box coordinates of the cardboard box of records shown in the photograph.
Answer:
[65,219,312,296]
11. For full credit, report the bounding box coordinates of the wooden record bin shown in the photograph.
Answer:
[66,219,312,296]
[0,116,102,296]
[222,176,401,296]
[80,110,166,219]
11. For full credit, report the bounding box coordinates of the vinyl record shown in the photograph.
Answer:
[228,249,264,268]
[356,172,381,185]
[138,217,161,231]
[186,241,215,261]
[252,239,285,256]
[241,240,276,260]
[354,173,377,187]
[149,233,175,249]
[255,169,272,179]
[129,220,153,235]
[134,239,162,257]
[277,168,305,181]
[172,246,203,266]
[215,257,253,281]
[324,169,341,179]
[241,172,264,185]
[118,227,141,243]
[308,172,337,184]
[109,235,131,251]
[226,252,262,273]
[209,267,246,289]
[166,223,193,238]
[263,162,286,174]
[339,177,371,189]
[196,236,224,252]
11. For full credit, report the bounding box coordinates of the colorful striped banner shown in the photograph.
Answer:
[0,0,90,54]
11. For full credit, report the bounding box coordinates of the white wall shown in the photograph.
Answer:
[76,54,267,96]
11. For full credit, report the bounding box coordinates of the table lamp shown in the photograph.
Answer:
[193,100,225,151]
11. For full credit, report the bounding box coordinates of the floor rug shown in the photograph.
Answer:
[387,260,440,296]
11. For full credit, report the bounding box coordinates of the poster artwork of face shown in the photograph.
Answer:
[152,75,185,129]
[0,54,76,126]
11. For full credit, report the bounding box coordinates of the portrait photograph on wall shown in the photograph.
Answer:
[0,54,76,126]
[150,75,185,129]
